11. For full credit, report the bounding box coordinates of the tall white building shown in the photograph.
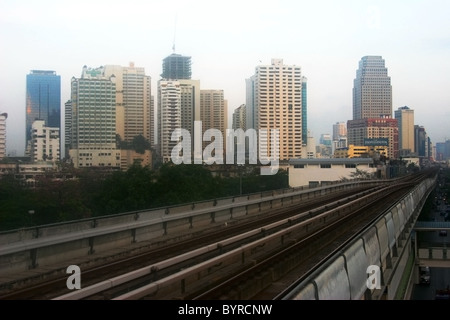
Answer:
[0,112,7,160]
[249,58,303,160]
[68,66,120,168]
[158,80,181,163]
[30,120,60,163]
[158,70,201,163]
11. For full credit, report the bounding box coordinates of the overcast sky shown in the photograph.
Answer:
[1,0,449,156]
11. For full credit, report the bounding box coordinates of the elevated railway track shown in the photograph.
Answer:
[0,170,437,300]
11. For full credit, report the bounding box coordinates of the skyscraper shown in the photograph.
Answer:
[161,53,192,80]
[333,122,348,150]
[103,64,152,148]
[200,90,228,150]
[349,56,397,159]
[302,77,308,148]
[158,52,200,163]
[353,56,392,120]
[245,75,256,131]
[0,112,7,160]
[25,70,61,157]
[68,66,120,168]
[250,58,303,160]
[158,80,181,163]
[395,106,415,156]
[232,104,246,131]
[333,122,347,142]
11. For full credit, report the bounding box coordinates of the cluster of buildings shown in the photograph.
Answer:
[0,54,449,187]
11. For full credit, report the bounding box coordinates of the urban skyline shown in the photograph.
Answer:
[1,0,449,156]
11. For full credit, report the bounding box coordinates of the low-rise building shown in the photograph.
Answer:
[289,158,378,188]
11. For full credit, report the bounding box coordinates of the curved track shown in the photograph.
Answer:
[1,171,433,300]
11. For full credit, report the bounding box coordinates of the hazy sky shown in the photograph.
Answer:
[1,0,449,156]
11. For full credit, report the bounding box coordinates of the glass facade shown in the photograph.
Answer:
[25,70,61,153]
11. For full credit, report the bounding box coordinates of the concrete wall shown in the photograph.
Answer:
[284,175,436,300]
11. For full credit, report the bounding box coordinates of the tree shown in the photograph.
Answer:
[132,135,150,154]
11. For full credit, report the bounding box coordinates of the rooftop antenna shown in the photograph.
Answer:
[172,13,177,53]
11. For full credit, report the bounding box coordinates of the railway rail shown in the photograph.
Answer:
[1,171,433,300]
[0,184,379,300]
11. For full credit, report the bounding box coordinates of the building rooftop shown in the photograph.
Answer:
[289,158,374,165]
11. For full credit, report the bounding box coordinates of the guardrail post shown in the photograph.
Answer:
[29,249,37,269]
[89,237,95,254]
[131,229,136,243]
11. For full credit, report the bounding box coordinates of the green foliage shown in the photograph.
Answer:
[117,134,151,154]
[0,164,290,231]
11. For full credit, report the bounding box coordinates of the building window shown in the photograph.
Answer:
[320,164,331,169]
[294,164,304,169]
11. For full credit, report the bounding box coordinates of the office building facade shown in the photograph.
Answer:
[200,90,228,149]
[25,70,61,157]
[68,66,120,168]
[353,56,392,120]
[395,106,415,156]
[250,58,303,160]
[158,80,182,163]
[232,104,246,131]
[103,63,152,149]
[0,112,7,160]
[30,120,60,163]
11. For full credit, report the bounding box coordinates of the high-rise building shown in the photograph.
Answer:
[157,79,201,163]
[0,112,7,160]
[68,66,120,168]
[232,104,246,131]
[414,125,429,158]
[161,53,192,80]
[302,77,308,147]
[332,122,348,152]
[64,100,72,159]
[179,80,201,139]
[30,120,60,163]
[353,56,392,120]
[25,70,61,157]
[158,80,181,163]
[158,51,201,163]
[245,75,256,131]
[347,117,398,159]
[200,90,228,149]
[333,122,347,142]
[395,106,415,156]
[103,64,153,149]
[349,56,397,159]
[250,58,303,160]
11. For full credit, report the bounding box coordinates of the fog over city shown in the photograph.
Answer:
[1,0,449,156]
